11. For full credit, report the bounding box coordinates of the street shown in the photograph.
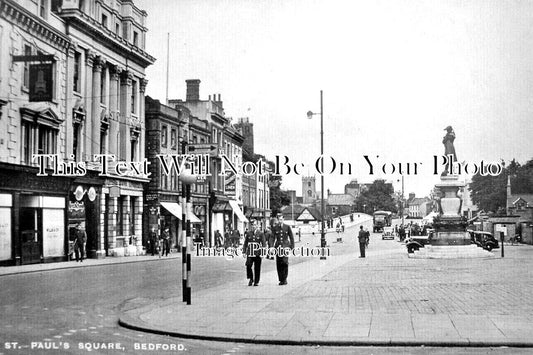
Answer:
[1,221,532,354]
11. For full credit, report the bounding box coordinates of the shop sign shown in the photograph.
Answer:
[74,185,85,201]
[29,63,53,102]
[87,187,97,202]
[145,193,158,202]
[225,171,236,195]
[68,200,85,219]
[42,209,64,257]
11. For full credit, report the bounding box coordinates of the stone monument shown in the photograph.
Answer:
[409,127,493,258]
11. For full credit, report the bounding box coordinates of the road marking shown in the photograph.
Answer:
[89,326,97,329]
[80,328,87,331]
[98,314,104,317]
[63,333,72,336]
[113,333,121,336]
[90,331,98,334]
[68,330,77,333]
[53,335,62,339]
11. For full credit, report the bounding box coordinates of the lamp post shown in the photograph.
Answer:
[307,90,326,260]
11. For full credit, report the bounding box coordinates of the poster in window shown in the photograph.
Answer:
[42,209,65,257]
[29,63,53,102]
[0,208,12,261]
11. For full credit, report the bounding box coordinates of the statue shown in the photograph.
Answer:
[442,126,457,162]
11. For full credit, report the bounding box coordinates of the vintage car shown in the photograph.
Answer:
[467,230,499,251]
[405,229,433,253]
[382,227,395,240]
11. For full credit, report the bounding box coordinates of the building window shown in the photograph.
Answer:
[133,31,139,46]
[101,14,108,28]
[22,121,57,165]
[115,23,120,37]
[39,0,47,18]
[73,51,81,93]
[100,130,107,154]
[100,68,106,104]
[308,181,311,187]
[131,138,137,161]
[192,135,198,144]
[171,129,176,149]
[72,123,80,160]
[161,125,167,147]
[161,169,167,190]
[131,80,137,113]
[212,128,218,143]
[23,45,32,89]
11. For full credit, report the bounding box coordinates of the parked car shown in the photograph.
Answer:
[382,227,395,240]
[405,229,433,253]
[468,230,499,251]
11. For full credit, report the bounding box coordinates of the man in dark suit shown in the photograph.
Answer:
[273,213,294,285]
[243,220,266,286]
[358,225,367,258]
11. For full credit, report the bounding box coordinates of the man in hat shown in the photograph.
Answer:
[272,213,294,285]
[74,223,87,262]
[243,220,266,286]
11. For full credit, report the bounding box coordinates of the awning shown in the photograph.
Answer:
[160,202,182,220]
[188,211,202,223]
[229,200,248,222]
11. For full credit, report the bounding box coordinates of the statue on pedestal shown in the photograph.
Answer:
[443,126,457,162]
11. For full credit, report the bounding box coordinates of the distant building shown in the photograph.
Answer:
[407,193,431,218]
[326,191,355,218]
[506,176,533,244]
[302,176,317,204]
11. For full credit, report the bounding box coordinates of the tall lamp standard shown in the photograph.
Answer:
[307,90,326,260]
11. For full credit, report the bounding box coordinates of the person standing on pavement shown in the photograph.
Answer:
[243,220,266,286]
[148,227,158,256]
[358,225,366,258]
[74,223,87,262]
[273,213,294,285]
[161,226,171,257]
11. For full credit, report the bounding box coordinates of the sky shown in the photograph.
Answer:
[137,0,533,198]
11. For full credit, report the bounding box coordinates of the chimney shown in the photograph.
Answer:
[185,79,201,101]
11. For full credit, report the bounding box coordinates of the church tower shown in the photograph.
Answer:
[302,176,317,204]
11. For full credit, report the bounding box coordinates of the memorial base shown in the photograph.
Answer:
[409,244,495,259]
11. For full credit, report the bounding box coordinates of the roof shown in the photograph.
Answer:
[280,205,322,221]
[327,194,355,206]
[408,197,430,206]
[508,194,533,207]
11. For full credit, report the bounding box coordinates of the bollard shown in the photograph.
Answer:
[500,231,504,258]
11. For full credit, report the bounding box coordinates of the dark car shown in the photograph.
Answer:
[405,229,433,253]
[468,230,499,251]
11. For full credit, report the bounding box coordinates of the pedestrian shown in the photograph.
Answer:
[265,225,274,260]
[243,220,266,286]
[365,228,370,248]
[148,227,158,256]
[224,228,231,248]
[358,225,366,258]
[215,230,223,248]
[232,229,241,247]
[273,213,294,285]
[74,223,87,262]
[161,226,171,257]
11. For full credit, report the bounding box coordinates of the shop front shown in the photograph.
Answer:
[0,163,71,266]
[68,182,101,259]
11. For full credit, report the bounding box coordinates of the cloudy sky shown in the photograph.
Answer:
[137,0,533,197]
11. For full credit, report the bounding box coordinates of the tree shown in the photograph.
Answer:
[354,179,397,213]
[269,174,290,216]
[468,158,533,213]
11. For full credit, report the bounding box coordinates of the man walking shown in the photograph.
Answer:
[273,213,294,285]
[74,223,87,262]
[243,220,266,286]
[161,226,171,257]
[358,225,366,258]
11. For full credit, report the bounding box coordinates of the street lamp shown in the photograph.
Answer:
[307,90,326,260]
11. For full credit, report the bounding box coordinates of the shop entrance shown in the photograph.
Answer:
[20,208,42,264]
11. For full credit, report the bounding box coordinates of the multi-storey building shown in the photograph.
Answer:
[168,79,247,245]
[0,0,154,265]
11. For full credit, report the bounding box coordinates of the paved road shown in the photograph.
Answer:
[1,219,530,354]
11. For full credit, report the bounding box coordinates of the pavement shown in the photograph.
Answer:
[117,228,533,348]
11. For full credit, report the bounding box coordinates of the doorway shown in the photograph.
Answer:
[20,208,42,264]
